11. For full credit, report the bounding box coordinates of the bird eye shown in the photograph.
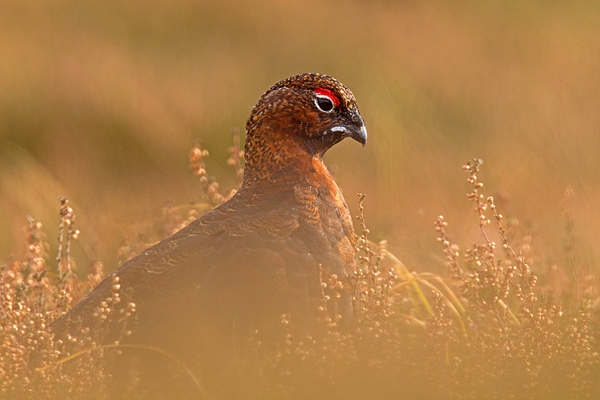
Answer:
[313,88,340,114]
[315,95,335,113]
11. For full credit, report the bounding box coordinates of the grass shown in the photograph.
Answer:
[1,139,598,399]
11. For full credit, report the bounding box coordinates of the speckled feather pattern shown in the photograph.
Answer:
[52,73,367,357]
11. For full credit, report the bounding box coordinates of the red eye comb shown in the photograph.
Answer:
[314,88,340,107]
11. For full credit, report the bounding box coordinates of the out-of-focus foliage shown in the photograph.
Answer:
[3,2,600,397]
[1,0,599,283]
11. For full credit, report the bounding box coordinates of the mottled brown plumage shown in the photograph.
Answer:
[52,73,367,396]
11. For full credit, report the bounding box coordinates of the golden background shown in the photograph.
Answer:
[1,0,599,277]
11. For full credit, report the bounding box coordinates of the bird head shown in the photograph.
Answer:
[244,73,367,182]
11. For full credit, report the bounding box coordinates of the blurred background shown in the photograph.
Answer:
[1,0,599,277]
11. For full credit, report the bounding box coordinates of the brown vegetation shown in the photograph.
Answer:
[1,146,598,399]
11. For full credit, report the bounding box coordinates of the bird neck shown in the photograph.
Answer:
[241,126,331,189]
[242,152,333,190]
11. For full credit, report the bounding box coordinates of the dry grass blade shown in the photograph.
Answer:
[382,247,434,316]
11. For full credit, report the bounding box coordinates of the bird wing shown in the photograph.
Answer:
[51,189,303,337]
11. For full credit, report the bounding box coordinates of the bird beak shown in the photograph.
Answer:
[326,112,367,150]
[345,110,367,146]
[351,123,368,146]
[328,123,368,146]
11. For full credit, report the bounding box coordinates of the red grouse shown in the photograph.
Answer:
[52,73,367,395]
